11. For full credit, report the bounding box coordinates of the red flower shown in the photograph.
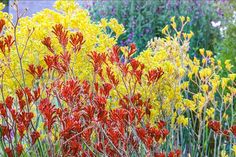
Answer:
[208,120,221,133]
[128,43,136,58]
[24,87,33,104]
[52,24,68,48]
[136,127,146,143]
[95,142,103,153]
[60,79,81,105]
[5,96,13,109]
[4,35,14,50]
[16,89,24,100]
[27,64,36,77]
[154,129,161,142]
[158,120,166,129]
[57,52,71,75]
[42,37,54,53]
[230,125,236,136]
[130,59,140,72]
[161,128,169,139]
[36,65,45,78]
[69,32,85,52]
[33,87,40,101]
[27,64,45,78]
[106,67,119,86]
[18,99,26,111]
[5,147,13,157]
[109,45,120,64]
[146,67,164,85]
[0,40,6,54]
[44,55,56,71]
[0,103,6,117]
[100,83,113,97]
[17,123,26,139]
[16,143,24,156]
[94,96,107,109]
[0,125,11,138]
[88,51,106,76]
[155,152,166,157]
[38,98,56,132]
[168,149,181,157]
[0,19,5,33]
[223,130,230,140]
[31,131,40,145]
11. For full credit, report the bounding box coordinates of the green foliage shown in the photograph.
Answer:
[216,0,236,72]
[85,0,222,57]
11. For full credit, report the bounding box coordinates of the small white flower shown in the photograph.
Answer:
[211,21,221,27]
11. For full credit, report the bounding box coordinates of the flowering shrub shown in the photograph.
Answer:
[0,1,235,157]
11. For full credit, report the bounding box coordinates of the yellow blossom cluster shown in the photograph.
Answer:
[0,0,125,95]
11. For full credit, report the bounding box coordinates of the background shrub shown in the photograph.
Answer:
[84,0,223,57]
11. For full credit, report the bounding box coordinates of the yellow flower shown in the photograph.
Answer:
[199,48,205,56]
[223,113,228,120]
[177,115,188,126]
[108,18,125,37]
[171,22,177,29]
[170,16,175,23]
[201,84,209,92]
[186,16,190,22]
[206,107,214,119]
[180,16,185,23]
[229,74,236,81]
[162,25,169,34]
[233,145,236,155]
[206,50,213,57]
[220,150,228,157]
[221,78,229,89]
[0,3,5,10]
[225,60,233,71]
[100,18,108,28]
[199,68,212,79]
[187,31,194,39]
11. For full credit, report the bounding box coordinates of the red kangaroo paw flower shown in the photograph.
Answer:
[136,127,146,143]
[146,67,164,85]
[0,19,5,33]
[52,24,68,48]
[69,32,85,52]
[0,103,7,117]
[42,37,54,53]
[158,120,166,129]
[0,125,11,139]
[128,43,136,58]
[230,125,236,136]
[100,83,113,97]
[0,40,6,54]
[16,143,24,156]
[31,131,40,145]
[109,45,120,64]
[106,67,119,86]
[38,98,56,132]
[4,35,14,50]
[36,65,45,78]
[5,147,13,157]
[18,99,26,111]
[223,130,230,140]
[5,96,13,109]
[33,87,40,101]
[154,152,166,157]
[16,89,24,100]
[27,64,36,77]
[44,55,55,71]
[208,120,221,133]
[161,128,169,139]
